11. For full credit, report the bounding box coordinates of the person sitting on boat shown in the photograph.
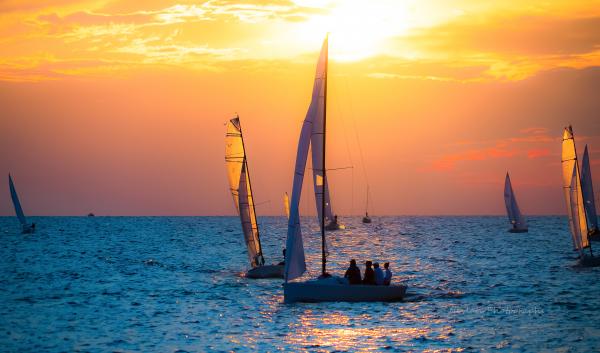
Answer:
[373,262,384,285]
[363,261,376,285]
[344,259,362,285]
[277,249,286,266]
[383,262,392,286]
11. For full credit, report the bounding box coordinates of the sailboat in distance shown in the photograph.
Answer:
[225,116,284,278]
[362,186,372,223]
[504,173,528,233]
[581,145,599,239]
[561,126,599,266]
[283,35,407,302]
[283,192,290,220]
[8,174,35,234]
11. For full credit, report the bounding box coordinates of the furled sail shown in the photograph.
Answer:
[569,164,588,256]
[225,117,264,268]
[581,145,598,232]
[284,38,328,281]
[8,174,27,226]
[284,192,290,219]
[504,173,527,230]
[562,126,589,250]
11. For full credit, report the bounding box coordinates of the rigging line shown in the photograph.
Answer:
[343,75,372,213]
[334,71,355,217]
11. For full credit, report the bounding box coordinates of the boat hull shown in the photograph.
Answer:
[589,228,600,241]
[284,281,407,303]
[362,217,372,223]
[508,228,528,233]
[246,264,284,279]
[579,255,600,267]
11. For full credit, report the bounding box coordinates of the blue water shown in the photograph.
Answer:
[0,216,598,352]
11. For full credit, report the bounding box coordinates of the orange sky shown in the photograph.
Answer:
[1,0,599,216]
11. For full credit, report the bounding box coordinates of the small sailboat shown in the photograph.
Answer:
[8,174,35,234]
[283,36,407,302]
[581,145,599,239]
[561,126,600,266]
[225,116,284,278]
[362,186,372,223]
[503,173,528,233]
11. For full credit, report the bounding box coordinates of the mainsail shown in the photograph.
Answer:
[561,126,589,251]
[284,37,328,281]
[9,174,27,226]
[581,145,598,232]
[283,192,290,219]
[225,117,264,268]
[504,173,527,230]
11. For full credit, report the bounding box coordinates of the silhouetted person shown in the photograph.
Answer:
[383,262,392,286]
[363,261,375,285]
[278,249,286,266]
[344,259,362,285]
[374,262,384,285]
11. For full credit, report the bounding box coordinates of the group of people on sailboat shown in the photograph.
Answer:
[344,259,392,286]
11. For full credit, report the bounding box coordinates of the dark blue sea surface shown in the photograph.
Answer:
[0,216,598,352]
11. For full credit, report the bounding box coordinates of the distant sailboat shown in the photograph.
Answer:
[581,145,599,238]
[561,126,599,266]
[225,116,284,278]
[283,36,407,302]
[362,186,372,223]
[503,173,528,233]
[8,174,35,234]
[283,192,290,220]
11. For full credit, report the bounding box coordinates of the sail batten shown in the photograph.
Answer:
[225,117,264,268]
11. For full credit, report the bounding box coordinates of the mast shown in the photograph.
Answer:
[366,185,369,214]
[237,115,264,265]
[321,34,329,276]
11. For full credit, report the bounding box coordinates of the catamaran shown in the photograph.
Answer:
[504,173,528,233]
[8,174,35,234]
[225,116,284,278]
[561,126,600,266]
[283,36,407,302]
[581,145,599,239]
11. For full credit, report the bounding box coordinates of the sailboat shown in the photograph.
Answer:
[581,145,599,239]
[8,174,35,234]
[283,36,407,302]
[362,186,372,223]
[225,116,284,279]
[283,192,290,220]
[561,126,600,266]
[503,173,528,233]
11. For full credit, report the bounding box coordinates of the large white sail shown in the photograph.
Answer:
[225,117,263,268]
[562,126,589,250]
[581,145,598,232]
[569,164,588,256]
[8,174,27,226]
[284,38,328,281]
[504,173,527,230]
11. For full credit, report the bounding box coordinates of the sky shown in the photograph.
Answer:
[0,0,599,216]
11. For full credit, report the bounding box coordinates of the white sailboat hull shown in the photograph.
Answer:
[246,264,284,279]
[284,278,407,303]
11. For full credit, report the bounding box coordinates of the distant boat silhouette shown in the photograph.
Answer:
[283,192,290,220]
[87,213,95,217]
[504,173,527,233]
[362,186,372,223]
[8,174,35,234]
[225,115,284,279]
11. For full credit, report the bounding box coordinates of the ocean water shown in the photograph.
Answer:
[0,216,598,352]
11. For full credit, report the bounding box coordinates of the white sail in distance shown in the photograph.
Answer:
[225,117,264,268]
[283,192,290,219]
[284,37,328,281]
[504,173,527,230]
[9,174,28,226]
[581,145,598,232]
[561,126,590,250]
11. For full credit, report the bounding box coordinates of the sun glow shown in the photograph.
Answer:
[291,0,414,61]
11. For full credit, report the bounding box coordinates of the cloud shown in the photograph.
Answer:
[527,149,550,159]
